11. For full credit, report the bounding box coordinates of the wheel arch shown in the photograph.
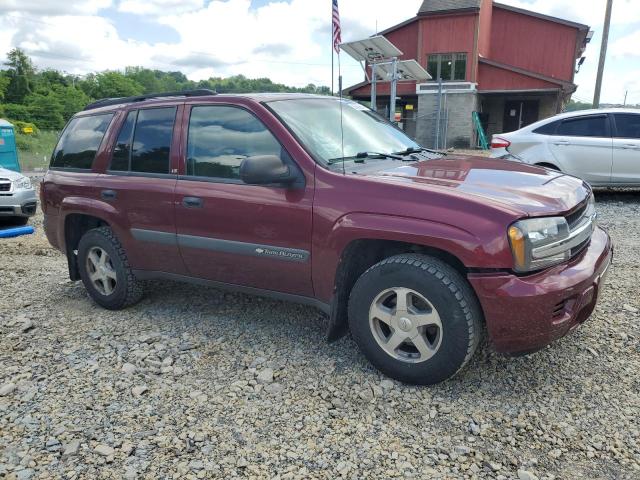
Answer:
[326,237,472,342]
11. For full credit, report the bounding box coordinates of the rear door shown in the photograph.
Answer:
[96,105,185,274]
[611,112,640,184]
[174,103,314,296]
[547,114,612,185]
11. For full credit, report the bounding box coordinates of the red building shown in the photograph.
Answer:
[346,0,591,148]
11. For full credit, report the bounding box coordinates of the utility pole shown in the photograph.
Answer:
[593,0,613,108]
[623,90,628,106]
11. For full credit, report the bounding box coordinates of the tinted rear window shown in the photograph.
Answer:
[51,114,113,169]
[613,113,640,139]
[110,111,136,171]
[557,116,608,138]
[533,120,559,135]
[131,107,176,174]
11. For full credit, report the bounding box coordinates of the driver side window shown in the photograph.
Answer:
[186,105,283,180]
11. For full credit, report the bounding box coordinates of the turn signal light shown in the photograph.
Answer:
[508,225,526,270]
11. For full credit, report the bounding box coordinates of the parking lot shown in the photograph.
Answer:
[0,190,638,480]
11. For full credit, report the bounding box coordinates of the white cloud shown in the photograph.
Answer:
[0,0,112,15]
[118,0,204,16]
[611,30,640,58]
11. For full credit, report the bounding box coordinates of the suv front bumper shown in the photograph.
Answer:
[0,188,38,217]
[469,226,613,354]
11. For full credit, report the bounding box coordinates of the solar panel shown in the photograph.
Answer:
[340,35,403,63]
[373,60,432,82]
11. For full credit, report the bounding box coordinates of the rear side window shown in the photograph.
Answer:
[110,111,136,171]
[51,114,113,169]
[131,107,176,174]
[556,116,609,138]
[533,120,559,135]
[613,113,640,139]
[186,105,282,180]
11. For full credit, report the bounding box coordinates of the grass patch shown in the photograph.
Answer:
[16,130,59,171]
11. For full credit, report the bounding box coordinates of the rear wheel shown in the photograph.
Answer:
[77,226,143,310]
[348,254,482,385]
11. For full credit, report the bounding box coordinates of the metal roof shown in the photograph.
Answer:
[418,0,481,14]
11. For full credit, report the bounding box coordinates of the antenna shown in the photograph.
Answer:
[338,54,346,175]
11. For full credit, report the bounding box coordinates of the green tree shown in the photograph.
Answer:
[0,72,9,101]
[82,71,144,98]
[25,92,65,129]
[4,48,36,103]
[565,99,593,112]
[53,85,90,120]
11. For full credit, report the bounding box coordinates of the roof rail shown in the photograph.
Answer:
[83,89,217,111]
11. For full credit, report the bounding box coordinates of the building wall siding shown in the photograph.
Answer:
[420,14,478,81]
[478,63,559,90]
[489,7,578,81]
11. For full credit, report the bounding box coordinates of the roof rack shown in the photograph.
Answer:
[83,89,217,111]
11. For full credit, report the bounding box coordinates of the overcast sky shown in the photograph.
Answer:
[0,0,638,104]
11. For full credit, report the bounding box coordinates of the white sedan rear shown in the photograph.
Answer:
[490,108,640,187]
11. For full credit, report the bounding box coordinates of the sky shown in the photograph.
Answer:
[0,0,638,104]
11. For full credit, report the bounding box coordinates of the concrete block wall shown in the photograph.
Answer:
[416,91,478,149]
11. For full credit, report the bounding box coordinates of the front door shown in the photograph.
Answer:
[547,114,613,185]
[174,104,314,297]
[503,100,539,132]
[96,106,184,275]
[611,112,640,184]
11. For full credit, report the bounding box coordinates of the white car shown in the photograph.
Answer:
[0,167,37,225]
[490,108,640,187]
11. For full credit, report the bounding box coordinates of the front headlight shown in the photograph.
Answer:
[508,216,571,272]
[13,176,32,190]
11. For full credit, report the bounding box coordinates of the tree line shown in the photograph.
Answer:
[0,48,331,131]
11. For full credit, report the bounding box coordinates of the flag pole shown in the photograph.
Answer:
[332,39,335,96]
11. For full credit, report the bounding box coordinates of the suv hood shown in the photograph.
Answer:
[361,155,589,216]
[0,167,25,182]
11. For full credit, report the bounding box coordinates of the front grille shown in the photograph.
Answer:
[565,199,588,229]
[0,180,11,192]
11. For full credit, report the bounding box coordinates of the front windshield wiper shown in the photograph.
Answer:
[328,151,404,164]
[393,146,446,157]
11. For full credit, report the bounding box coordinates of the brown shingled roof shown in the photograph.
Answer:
[418,0,481,14]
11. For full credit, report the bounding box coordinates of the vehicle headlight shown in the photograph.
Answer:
[13,176,32,190]
[508,217,571,272]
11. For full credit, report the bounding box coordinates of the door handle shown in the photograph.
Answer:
[553,140,570,146]
[621,144,640,150]
[101,189,117,200]
[182,196,203,208]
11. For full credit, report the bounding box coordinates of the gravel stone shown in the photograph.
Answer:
[0,382,16,396]
[0,187,638,478]
[256,367,274,384]
[94,444,115,457]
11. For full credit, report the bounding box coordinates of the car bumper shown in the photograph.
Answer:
[0,188,38,217]
[468,226,613,354]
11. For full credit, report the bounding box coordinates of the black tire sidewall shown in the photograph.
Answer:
[349,259,476,385]
[77,229,130,310]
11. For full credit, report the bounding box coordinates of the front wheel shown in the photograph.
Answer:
[77,226,143,310]
[348,254,482,385]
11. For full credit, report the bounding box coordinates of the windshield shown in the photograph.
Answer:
[267,98,421,165]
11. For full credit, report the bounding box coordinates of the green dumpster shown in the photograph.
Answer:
[0,119,21,172]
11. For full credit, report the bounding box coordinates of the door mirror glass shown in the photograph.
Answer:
[240,155,298,186]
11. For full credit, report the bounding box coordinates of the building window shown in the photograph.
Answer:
[426,53,467,81]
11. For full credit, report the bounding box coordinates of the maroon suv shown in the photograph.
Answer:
[41,90,613,385]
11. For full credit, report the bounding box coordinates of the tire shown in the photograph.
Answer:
[348,254,482,385]
[77,226,143,310]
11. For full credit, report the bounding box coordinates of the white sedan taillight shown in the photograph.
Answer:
[491,137,511,149]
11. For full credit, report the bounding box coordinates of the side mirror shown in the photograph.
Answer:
[239,155,299,186]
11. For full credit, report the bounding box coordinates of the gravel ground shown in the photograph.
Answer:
[0,190,639,480]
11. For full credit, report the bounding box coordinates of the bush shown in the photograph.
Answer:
[12,120,38,134]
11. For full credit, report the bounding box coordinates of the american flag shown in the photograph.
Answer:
[332,0,342,54]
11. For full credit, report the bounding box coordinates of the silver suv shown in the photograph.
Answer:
[0,167,37,225]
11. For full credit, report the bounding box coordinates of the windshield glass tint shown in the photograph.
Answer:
[268,98,419,164]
